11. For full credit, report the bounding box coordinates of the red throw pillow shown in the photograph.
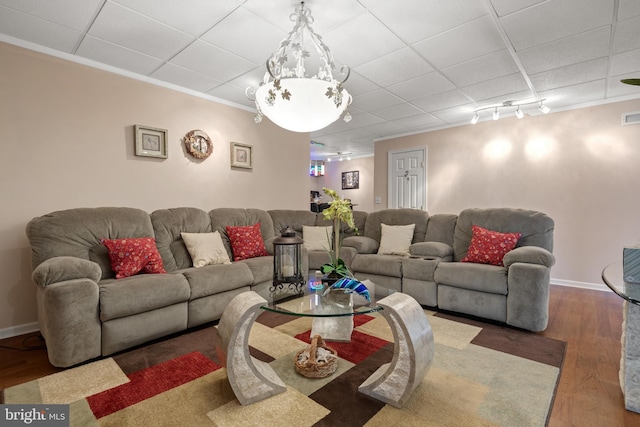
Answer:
[461,225,521,266]
[226,223,268,261]
[102,237,166,279]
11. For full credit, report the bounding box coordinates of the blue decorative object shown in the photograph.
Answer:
[324,277,370,301]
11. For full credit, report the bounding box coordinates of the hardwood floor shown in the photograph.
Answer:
[2,285,640,425]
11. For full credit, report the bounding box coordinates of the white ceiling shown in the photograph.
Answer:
[1,0,639,160]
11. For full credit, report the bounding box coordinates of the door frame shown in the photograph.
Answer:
[387,146,428,211]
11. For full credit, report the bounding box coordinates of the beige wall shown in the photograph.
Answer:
[309,156,374,212]
[0,42,310,335]
[375,99,640,286]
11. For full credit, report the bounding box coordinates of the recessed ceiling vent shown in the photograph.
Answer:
[622,111,640,126]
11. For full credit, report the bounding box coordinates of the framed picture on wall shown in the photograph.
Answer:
[230,142,253,169]
[342,170,359,190]
[134,125,168,159]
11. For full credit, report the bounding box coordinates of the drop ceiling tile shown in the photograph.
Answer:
[200,7,286,64]
[355,47,433,87]
[429,104,478,124]
[351,89,403,111]
[151,63,222,92]
[243,0,367,34]
[170,39,256,82]
[0,5,81,52]
[322,12,405,68]
[441,49,519,87]
[611,48,640,76]
[518,26,610,74]
[411,89,472,112]
[227,67,266,96]
[342,112,385,129]
[461,73,529,102]
[76,35,164,75]
[360,121,405,136]
[343,72,380,97]
[413,15,506,69]
[499,0,613,51]
[386,72,455,101]
[360,0,487,44]
[619,0,640,20]
[0,0,103,31]
[489,0,546,17]
[613,15,640,54]
[369,103,425,121]
[607,75,640,98]
[112,0,243,36]
[391,114,444,130]
[207,83,255,108]
[539,79,607,108]
[87,1,194,60]
[529,57,609,92]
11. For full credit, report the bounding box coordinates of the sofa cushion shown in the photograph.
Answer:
[226,223,269,261]
[378,223,415,256]
[268,210,317,239]
[26,207,154,280]
[303,225,332,251]
[183,262,254,299]
[453,208,554,261]
[460,225,521,266]
[102,237,166,279]
[181,231,231,267]
[434,262,508,295]
[210,208,276,256]
[99,273,190,321]
[362,209,429,244]
[238,256,274,285]
[351,254,403,278]
[151,207,213,272]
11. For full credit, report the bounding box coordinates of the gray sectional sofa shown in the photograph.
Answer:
[26,206,554,368]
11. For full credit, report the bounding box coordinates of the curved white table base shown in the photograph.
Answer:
[217,291,286,405]
[358,292,435,408]
[218,291,433,408]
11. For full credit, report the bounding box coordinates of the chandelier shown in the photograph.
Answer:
[471,99,550,124]
[246,2,352,133]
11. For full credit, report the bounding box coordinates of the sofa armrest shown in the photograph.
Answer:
[32,256,102,288]
[410,242,453,259]
[503,246,555,269]
[342,236,378,254]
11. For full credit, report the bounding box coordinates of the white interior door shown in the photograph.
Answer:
[388,148,426,210]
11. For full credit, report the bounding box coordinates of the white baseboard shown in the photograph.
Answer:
[0,322,39,340]
[550,278,610,292]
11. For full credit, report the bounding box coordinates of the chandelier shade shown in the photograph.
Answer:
[255,78,350,133]
[247,2,351,133]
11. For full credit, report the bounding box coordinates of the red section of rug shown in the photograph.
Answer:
[87,351,221,419]
[295,315,390,364]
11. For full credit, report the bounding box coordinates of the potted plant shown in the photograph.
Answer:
[320,187,357,280]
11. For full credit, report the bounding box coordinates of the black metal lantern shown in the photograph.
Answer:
[272,226,305,292]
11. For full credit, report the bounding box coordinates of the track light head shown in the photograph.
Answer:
[471,112,479,124]
[515,107,524,119]
[538,102,550,114]
[493,108,499,121]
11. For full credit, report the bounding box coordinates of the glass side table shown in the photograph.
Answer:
[602,263,640,413]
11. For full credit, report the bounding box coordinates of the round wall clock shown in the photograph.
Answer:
[183,130,213,159]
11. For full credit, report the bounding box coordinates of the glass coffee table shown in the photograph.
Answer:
[216,278,434,408]
[262,276,383,342]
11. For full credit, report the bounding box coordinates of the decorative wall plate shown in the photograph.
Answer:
[183,130,213,159]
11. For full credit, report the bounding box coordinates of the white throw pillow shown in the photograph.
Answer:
[181,231,231,267]
[377,223,415,256]
[302,225,333,251]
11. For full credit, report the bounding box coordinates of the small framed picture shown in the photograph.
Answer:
[230,142,253,169]
[135,125,168,159]
[342,170,359,190]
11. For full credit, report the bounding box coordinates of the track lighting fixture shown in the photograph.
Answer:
[471,99,550,124]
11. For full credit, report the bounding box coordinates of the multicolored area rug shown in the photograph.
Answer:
[2,307,565,426]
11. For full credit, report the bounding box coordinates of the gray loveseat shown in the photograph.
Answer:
[26,205,554,368]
